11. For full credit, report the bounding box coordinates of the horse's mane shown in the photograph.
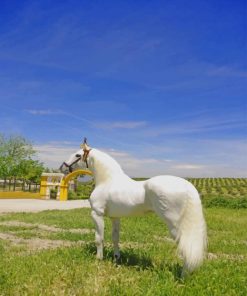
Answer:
[91,149,124,175]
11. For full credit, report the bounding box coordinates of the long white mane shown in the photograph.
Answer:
[89,149,125,182]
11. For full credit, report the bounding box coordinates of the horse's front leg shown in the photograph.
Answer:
[111,218,120,260]
[91,210,104,259]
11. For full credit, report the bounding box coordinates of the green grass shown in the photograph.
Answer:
[0,208,246,295]
[203,196,247,209]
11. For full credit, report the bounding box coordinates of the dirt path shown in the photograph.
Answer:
[0,199,91,213]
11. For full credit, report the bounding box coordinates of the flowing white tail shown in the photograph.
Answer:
[145,176,207,275]
[176,195,207,274]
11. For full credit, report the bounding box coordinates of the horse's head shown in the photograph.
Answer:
[59,138,92,173]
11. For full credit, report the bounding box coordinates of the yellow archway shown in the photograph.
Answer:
[60,169,93,201]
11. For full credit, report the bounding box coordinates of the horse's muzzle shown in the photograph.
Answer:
[59,162,70,173]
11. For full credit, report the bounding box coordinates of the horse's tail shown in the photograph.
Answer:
[176,192,207,275]
[145,177,207,275]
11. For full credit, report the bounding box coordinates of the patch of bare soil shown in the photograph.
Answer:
[207,252,246,261]
[1,221,245,261]
[0,220,92,252]
[0,232,85,251]
[0,221,93,234]
[153,235,174,243]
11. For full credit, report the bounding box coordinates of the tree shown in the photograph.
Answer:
[0,134,44,185]
[0,134,10,186]
[18,159,44,182]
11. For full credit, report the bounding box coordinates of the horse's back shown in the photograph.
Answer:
[144,175,200,202]
[144,175,201,221]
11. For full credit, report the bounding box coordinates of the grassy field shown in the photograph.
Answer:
[0,206,246,295]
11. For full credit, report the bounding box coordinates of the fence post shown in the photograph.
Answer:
[13,178,16,191]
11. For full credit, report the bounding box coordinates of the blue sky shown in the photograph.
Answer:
[0,0,246,177]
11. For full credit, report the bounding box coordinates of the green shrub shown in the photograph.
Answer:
[203,196,247,209]
[68,190,78,200]
[68,183,93,200]
[50,188,57,199]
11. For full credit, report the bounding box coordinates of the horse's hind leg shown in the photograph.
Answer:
[91,210,104,259]
[151,195,179,240]
[111,218,120,260]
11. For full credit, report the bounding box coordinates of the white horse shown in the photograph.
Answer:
[60,139,207,275]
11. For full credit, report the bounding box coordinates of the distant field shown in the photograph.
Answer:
[188,178,247,209]
[0,208,246,295]
[188,178,247,198]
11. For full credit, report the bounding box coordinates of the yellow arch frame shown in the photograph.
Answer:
[60,169,93,201]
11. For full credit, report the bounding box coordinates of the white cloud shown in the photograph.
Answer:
[34,139,247,178]
[27,109,64,115]
[93,121,147,129]
[137,117,246,137]
[34,144,78,168]
[101,148,208,177]
[171,164,205,170]
[207,65,247,78]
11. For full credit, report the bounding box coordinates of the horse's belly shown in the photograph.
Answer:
[90,180,151,217]
[106,190,150,217]
[107,201,150,217]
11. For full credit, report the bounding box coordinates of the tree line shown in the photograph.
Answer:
[0,134,45,188]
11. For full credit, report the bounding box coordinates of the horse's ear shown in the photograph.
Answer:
[81,137,90,150]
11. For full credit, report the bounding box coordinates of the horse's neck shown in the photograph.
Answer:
[89,149,126,185]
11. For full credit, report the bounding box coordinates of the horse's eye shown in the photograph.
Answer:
[76,154,81,157]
